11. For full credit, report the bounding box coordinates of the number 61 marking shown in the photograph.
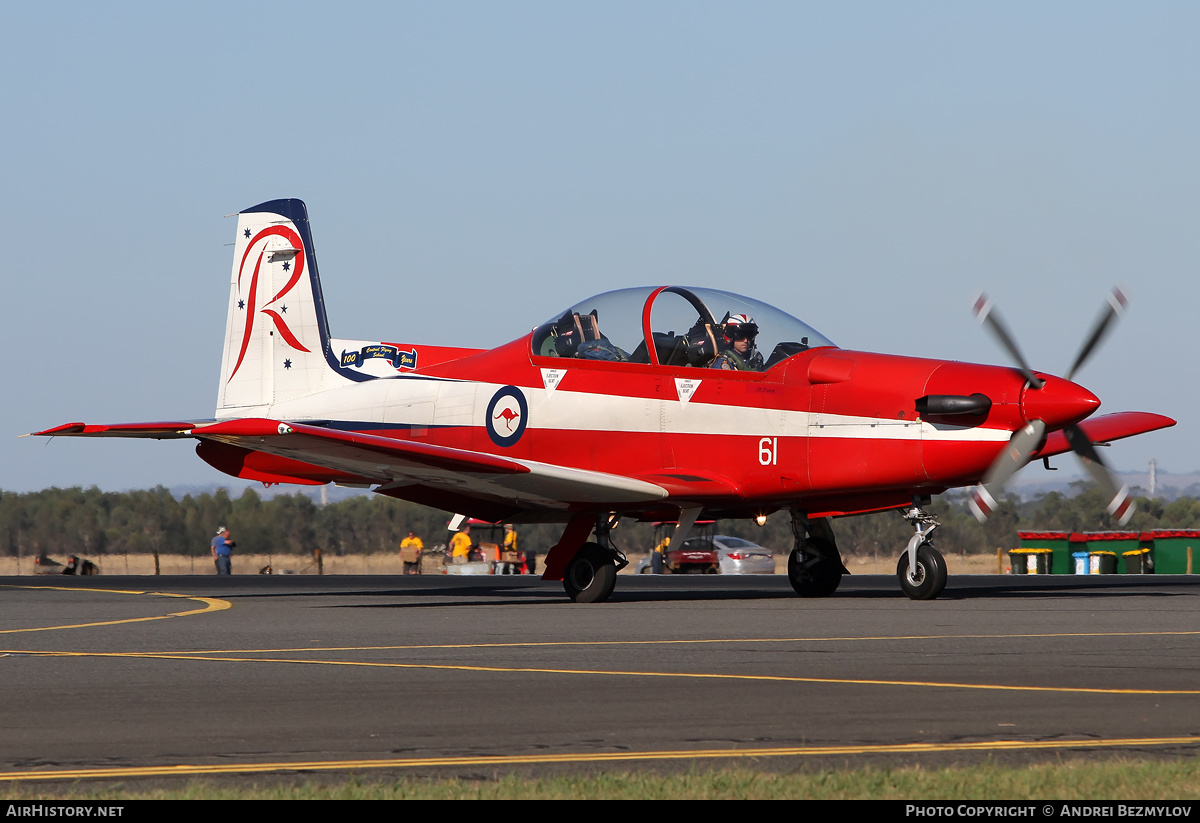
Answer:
[758,437,778,466]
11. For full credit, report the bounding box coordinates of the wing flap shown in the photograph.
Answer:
[498,460,669,504]
[632,471,744,500]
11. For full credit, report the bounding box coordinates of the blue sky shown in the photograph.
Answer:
[3,2,1197,491]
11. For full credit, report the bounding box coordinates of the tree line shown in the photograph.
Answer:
[2,483,1198,561]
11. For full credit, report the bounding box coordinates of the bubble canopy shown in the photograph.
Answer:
[531,286,836,371]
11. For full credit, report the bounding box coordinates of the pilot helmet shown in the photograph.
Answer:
[723,314,759,346]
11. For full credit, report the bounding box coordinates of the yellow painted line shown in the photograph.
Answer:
[1,736,1197,782]
[149,628,1200,655]
[0,586,231,633]
[9,650,1199,695]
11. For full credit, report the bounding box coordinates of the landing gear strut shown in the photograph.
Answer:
[562,514,627,603]
[787,512,848,597]
[897,502,948,600]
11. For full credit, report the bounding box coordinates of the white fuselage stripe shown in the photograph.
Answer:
[249,377,1015,445]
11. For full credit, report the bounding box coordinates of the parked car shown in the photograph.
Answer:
[711,536,775,575]
[637,533,775,575]
[637,521,717,574]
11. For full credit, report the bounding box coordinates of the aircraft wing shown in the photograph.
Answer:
[1034,411,1176,459]
[35,418,669,517]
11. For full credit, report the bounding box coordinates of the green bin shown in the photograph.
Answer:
[1147,530,1199,574]
[1016,531,1071,574]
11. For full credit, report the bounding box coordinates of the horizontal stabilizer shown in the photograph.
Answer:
[30,421,207,439]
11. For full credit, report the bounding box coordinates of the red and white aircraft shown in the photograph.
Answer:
[35,199,1174,602]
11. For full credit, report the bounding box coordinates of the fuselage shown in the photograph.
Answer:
[203,331,1096,521]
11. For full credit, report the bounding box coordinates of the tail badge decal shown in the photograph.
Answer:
[340,344,418,371]
[229,225,310,382]
[486,386,528,447]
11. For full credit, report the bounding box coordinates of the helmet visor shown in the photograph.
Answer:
[727,322,758,341]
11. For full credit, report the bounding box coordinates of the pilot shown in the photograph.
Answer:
[711,314,763,371]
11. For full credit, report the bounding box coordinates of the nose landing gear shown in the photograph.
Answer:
[897,503,947,600]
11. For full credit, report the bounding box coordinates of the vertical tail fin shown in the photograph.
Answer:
[216,199,343,413]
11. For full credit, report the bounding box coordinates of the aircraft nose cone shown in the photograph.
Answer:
[1020,375,1100,427]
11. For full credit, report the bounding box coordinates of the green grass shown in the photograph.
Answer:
[4,759,1199,800]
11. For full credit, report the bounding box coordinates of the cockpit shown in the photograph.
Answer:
[531,286,835,372]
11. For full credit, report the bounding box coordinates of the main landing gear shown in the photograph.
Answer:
[897,502,948,600]
[787,512,849,597]
[562,515,627,603]
[787,504,948,601]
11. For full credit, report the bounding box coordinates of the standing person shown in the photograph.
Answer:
[211,526,234,575]
[651,534,668,574]
[498,523,519,575]
[449,525,472,565]
[400,530,424,575]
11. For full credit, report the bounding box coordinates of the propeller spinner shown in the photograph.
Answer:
[969,287,1133,525]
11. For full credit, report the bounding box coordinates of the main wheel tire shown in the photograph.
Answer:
[896,542,948,600]
[787,540,842,597]
[563,542,618,603]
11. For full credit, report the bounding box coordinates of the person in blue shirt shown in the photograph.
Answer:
[211,526,234,574]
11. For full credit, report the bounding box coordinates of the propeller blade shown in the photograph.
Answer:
[1064,286,1128,382]
[972,293,1044,389]
[969,419,1047,522]
[1064,424,1135,525]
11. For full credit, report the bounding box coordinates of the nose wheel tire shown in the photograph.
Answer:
[787,540,843,597]
[896,542,948,600]
[563,542,618,603]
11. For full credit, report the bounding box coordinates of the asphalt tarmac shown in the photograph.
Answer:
[2,571,1198,784]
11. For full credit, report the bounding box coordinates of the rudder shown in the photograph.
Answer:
[216,199,343,413]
